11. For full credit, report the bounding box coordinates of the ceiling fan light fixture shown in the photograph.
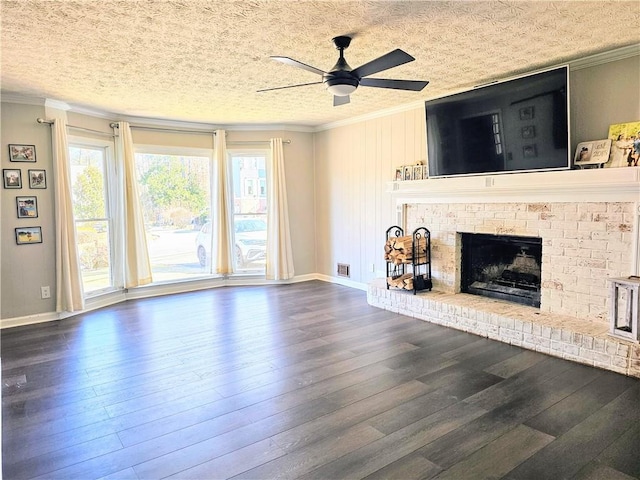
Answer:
[324,76,358,96]
[326,83,357,96]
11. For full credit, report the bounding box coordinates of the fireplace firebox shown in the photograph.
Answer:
[461,233,542,307]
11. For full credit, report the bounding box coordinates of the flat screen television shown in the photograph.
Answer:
[425,66,569,178]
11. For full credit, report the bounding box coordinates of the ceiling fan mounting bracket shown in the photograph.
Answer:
[332,36,352,51]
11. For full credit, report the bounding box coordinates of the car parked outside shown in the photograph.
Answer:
[196,218,267,269]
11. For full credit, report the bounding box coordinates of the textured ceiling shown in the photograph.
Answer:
[2,0,639,127]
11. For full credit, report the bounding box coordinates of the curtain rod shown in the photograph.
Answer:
[110,123,215,136]
[109,123,290,143]
[37,118,115,137]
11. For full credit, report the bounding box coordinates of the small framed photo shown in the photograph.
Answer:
[3,169,22,189]
[521,125,536,139]
[394,167,403,181]
[28,169,46,189]
[574,139,612,166]
[403,165,412,181]
[15,226,42,245]
[16,196,38,218]
[9,144,36,162]
[523,144,537,158]
[413,165,423,180]
[519,106,534,121]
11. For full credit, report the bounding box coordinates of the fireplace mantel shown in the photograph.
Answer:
[388,166,640,204]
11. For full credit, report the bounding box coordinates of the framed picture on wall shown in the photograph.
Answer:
[523,144,537,158]
[394,167,403,181]
[403,165,412,181]
[28,169,46,189]
[15,226,42,245]
[9,144,36,162]
[16,196,38,218]
[3,169,22,188]
[413,165,423,180]
[521,125,536,139]
[519,106,534,121]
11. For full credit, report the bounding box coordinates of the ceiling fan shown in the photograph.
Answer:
[258,36,429,106]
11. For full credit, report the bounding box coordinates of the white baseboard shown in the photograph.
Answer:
[315,274,368,291]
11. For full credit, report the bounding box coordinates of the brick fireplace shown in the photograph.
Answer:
[369,167,640,376]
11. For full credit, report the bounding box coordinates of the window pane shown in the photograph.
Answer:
[135,153,212,281]
[69,146,112,294]
[230,154,267,273]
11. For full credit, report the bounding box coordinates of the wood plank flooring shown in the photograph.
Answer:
[2,280,639,479]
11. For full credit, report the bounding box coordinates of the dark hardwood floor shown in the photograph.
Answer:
[2,280,639,480]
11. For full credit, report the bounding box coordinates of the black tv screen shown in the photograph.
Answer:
[426,66,569,178]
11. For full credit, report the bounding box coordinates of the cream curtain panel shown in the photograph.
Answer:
[214,129,233,274]
[52,119,85,312]
[117,121,152,287]
[266,138,295,280]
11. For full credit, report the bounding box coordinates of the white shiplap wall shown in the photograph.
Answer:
[314,106,426,286]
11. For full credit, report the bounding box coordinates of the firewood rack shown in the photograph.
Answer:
[384,225,433,295]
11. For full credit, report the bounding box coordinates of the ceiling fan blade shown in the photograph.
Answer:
[257,81,323,93]
[333,95,350,107]
[352,49,415,78]
[271,56,326,76]
[359,78,429,91]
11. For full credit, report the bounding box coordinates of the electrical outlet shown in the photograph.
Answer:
[370,263,375,272]
[41,286,51,299]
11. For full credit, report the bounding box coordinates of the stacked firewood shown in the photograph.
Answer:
[387,273,414,290]
[384,235,428,265]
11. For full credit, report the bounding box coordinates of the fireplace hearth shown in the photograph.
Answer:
[461,233,542,307]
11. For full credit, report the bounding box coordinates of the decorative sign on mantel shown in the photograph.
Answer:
[573,139,612,168]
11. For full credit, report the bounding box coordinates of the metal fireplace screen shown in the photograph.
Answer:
[461,233,542,308]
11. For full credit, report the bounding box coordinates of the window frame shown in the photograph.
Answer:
[68,135,119,297]
[227,149,269,275]
[134,144,216,282]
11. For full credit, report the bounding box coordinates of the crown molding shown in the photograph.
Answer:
[314,99,424,132]
[0,92,46,106]
[569,43,639,71]
[44,98,71,111]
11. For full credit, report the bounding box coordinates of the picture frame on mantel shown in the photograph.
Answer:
[607,121,640,168]
[573,139,612,167]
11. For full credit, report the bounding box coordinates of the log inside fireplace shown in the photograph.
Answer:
[461,233,542,307]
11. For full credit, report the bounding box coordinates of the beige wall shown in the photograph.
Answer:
[1,102,56,318]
